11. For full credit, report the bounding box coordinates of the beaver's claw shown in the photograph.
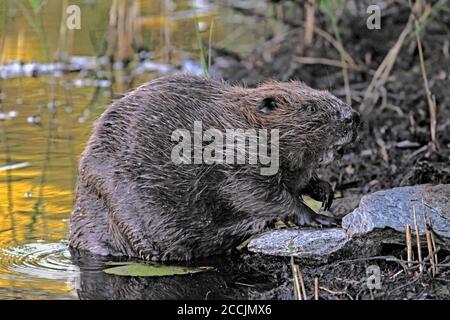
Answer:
[316,180,334,211]
[301,178,334,211]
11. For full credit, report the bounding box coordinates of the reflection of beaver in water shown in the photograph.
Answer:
[69,74,360,261]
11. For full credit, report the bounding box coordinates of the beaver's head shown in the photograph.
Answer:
[243,81,360,168]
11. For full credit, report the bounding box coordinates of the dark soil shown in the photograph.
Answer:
[236,247,450,300]
[209,0,450,300]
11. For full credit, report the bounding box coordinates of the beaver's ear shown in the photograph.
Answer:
[258,97,277,114]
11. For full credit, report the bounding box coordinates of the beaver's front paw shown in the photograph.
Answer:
[301,178,334,211]
[295,203,340,227]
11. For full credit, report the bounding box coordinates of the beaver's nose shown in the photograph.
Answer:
[341,105,360,125]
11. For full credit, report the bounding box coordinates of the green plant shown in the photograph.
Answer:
[194,16,211,78]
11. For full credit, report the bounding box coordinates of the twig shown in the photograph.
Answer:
[360,14,414,115]
[390,269,404,279]
[313,28,357,68]
[234,282,256,288]
[389,277,420,294]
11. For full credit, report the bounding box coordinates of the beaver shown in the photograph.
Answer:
[69,73,359,261]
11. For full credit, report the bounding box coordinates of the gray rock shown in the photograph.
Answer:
[248,184,450,259]
[342,184,450,241]
[247,228,350,261]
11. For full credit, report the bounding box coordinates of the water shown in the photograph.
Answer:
[0,0,275,299]
[0,242,78,299]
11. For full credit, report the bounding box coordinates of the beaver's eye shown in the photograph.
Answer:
[302,103,316,114]
[259,97,277,114]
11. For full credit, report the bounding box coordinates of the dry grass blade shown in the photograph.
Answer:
[293,56,360,70]
[292,264,302,300]
[413,207,423,273]
[131,0,143,50]
[405,224,413,269]
[118,0,134,64]
[290,253,302,300]
[375,135,389,162]
[297,267,307,300]
[414,15,438,151]
[427,217,439,274]
[304,0,316,46]
[106,0,118,60]
[424,215,436,277]
[314,277,319,300]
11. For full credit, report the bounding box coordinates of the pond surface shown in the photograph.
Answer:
[0,0,275,299]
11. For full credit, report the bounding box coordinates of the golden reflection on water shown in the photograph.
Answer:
[0,76,101,245]
[0,73,100,298]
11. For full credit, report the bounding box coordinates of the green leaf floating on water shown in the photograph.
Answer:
[103,263,214,277]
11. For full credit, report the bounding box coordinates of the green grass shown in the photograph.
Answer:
[194,16,213,78]
[17,0,49,61]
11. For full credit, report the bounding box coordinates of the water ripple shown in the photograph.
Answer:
[0,242,79,281]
